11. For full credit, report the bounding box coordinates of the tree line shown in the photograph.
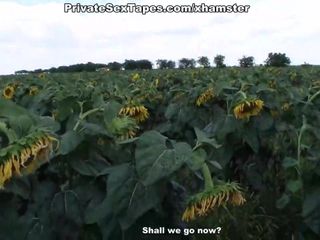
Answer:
[15,52,294,74]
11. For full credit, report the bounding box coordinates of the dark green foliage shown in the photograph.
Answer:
[197,56,210,68]
[123,59,153,70]
[156,59,176,69]
[239,56,254,67]
[265,52,291,67]
[213,54,226,68]
[178,58,196,69]
[1,66,320,239]
[107,62,122,71]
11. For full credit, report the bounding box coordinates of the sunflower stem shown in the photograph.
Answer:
[73,107,103,131]
[307,89,320,104]
[201,163,214,190]
[297,115,308,170]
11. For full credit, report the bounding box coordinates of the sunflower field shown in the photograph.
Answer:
[0,66,320,240]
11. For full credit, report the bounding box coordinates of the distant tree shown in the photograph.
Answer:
[265,53,291,67]
[167,60,176,69]
[49,67,58,73]
[123,59,152,70]
[123,60,137,70]
[197,56,210,68]
[214,55,226,68]
[33,69,44,73]
[15,70,29,75]
[108,62,122,70]
[156,59,176,69]
[239,56,254,67]
[136,59,153,70]
[178,58,196,69]
[156,59,168,69]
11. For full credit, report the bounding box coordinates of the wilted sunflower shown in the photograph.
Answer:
[28,86,39,96]
[233,99,264,120]
[0,132,58,188]
[119,105,149,123]
[196,88,215,106]
[109,116,139,141]
[3,86,15,100]
[182,182,246,222]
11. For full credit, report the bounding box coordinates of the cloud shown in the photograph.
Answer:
[0,0,319,74]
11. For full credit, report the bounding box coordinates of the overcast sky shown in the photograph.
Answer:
[0,0,319,74]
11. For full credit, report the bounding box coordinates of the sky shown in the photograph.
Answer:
[0,0,319,74]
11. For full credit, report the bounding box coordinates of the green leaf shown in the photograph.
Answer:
[103,100,122,123]
[254,112,274,131]
[287,180,302,193]
[194,127,221,149]
[9,115,35,137]
[303,189,320,235]
[135,131,192,186]
[50,190,83,225]
[187,148,206,171]
[282,157,298,169]
[70,157,110,177]
[58,130,84,155]
[84,195,113,224]
[98,217,120,240]
[243,127,259,153]
[82,122,111,137]
[107,163,161,230]
[208,160,223,170]
[0,99,34,119]
[164,103,180,120]
[276,193,290,209]
[4,177,31,199]
[37,116,60,132]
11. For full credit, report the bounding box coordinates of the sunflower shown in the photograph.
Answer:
[119,105,149,123]
[28,86,39,96]
[233,99,264,120]
[154,78,159,87]
[182,182,246,222]
[3,86,15,100]
[268,80,276,89]
[38,73,46,79]
[132,73,140,81]
[0,132,58,188]
[281,103,290,112]
[196,88,215,106]
[109,116,140,141]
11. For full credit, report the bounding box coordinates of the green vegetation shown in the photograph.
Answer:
[0,65,320,239]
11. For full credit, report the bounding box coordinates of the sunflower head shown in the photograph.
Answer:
[132,73,140,81]
[269,80,276,89]
[109,116,139,140]
[28,86,39,96]
[182,182,246,222]
[3,86,15,100]
[119,105,149,123]
[0,131,58,188]
[154,78,159,87]
[233,99,264,120]
[196,88,215,106]
[38,73,46,79]
[281,103,290,112]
